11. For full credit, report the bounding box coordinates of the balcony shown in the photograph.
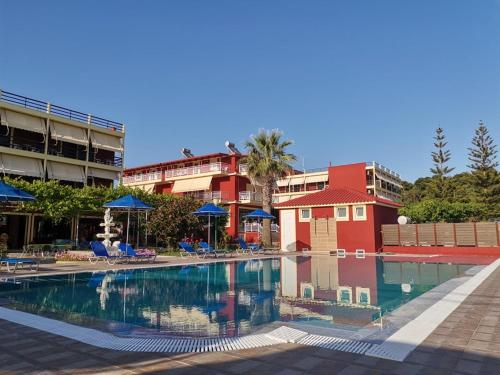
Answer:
[123,171,162,185]
[238,163,248,174]
[243,223,279,233]
[190,191,229,202]
[0,90,124,132]
[164,162,230,179]
[239,191,263,203]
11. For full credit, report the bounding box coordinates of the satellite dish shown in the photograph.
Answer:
[397,216,411,225]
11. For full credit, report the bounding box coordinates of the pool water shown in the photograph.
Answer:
[0,255,478,338]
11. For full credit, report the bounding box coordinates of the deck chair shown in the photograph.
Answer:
[89,241,128,265]
[237,238,262,255]
[0,258,39,273]
[179,242,205,258]
[118,243,157,263]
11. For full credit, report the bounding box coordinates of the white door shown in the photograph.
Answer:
[280,209,296,252]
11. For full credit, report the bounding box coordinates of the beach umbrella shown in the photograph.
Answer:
[0,181,36,202]
[242,209,275,241]
[104,194,152,248]
[193,203,228,249]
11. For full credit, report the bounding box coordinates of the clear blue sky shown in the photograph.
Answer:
[1,0,499,181]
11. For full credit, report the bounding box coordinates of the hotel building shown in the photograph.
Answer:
[122,143,266,241]
[0,89,125,248]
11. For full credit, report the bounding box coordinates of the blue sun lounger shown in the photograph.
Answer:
[0,258,39,273]
[118,243,157,262]
[237,238,262,255]
[89,241,128,265]
[198,241,230,258]
[179,242,206,258]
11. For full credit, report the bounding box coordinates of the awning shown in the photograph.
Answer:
[0,154,44,178]
[0,109,46,134]
[88,167,119,181]
[172,176,212,193]
[49,121,88,145]
[90,131,123,152]
[305,174,328,184]
[47,161,86,183]
[277,175,306,187]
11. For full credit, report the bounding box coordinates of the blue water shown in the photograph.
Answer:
[0,255,476,337]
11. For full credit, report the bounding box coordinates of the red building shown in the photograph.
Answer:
[123,147,263,241]
[275,163,401,252]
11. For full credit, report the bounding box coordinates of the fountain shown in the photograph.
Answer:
[96,208,118,248]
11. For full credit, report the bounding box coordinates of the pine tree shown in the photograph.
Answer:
[467,121,499,210]
[430,127,454,199]
[467,121,498,172]
[431,127,454,177]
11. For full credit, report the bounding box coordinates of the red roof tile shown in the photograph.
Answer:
[274,187,402,208]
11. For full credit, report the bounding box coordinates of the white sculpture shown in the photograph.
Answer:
[96,208,117,248]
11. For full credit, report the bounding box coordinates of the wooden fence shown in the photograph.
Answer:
[382,222,500,247]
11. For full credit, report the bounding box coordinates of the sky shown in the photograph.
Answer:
[1,0,499,181]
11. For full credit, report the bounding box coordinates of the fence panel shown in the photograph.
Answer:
[435,223,455,246]
[381,224,399,245]
[476,222,499,247]
[417,224,436,246]
[399,224,417,246]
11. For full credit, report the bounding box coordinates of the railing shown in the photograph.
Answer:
[382,222,500,247]
[239,191,263,202]
[123,171,161,184]
[0,90,124,132]
[243,223,280,233]
[89,154,123,168]
[238,163,248,174]
[0,133,45,153]
[164,162,230,178]
[366,161,401,179]
[189,191,229,202]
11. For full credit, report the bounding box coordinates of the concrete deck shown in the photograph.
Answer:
[0,255,499,374]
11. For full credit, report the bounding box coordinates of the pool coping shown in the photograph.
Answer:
[0,257,498,361]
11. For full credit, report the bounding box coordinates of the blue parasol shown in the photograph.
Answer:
[0,181,36,202]
[104,195,152,248]
[193,203,228,249]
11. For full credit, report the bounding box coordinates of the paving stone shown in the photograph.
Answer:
[454,359,483,375]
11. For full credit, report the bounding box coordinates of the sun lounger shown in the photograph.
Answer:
[179,242,206,258]
[237,238,263,255]
[0,258,39,273]
[89,241,128,265]
[198,241,230,258]
[118,243,157,262]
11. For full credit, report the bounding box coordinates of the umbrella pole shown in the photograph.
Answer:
[208,214,211,248]
[126,209,130,248]
[145,211,148,248]
[215,216,217,250]
[137,211,140,249]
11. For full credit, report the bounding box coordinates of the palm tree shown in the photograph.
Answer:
[244,129,296,246]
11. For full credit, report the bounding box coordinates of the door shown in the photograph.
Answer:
[280,209,296,252]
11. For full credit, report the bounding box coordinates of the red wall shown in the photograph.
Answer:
[295,208,311,251]
[372,205,398,251]
[328,163,367,191]
[336,205,377,251]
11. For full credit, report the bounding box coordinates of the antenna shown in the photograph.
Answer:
[225,140,241,155]
[181,148,194,158]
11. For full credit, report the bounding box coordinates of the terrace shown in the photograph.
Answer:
[0,90,125,133]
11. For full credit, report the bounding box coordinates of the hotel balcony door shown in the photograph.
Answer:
[280,209,296,252]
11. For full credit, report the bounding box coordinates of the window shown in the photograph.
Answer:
[317,182,325,190]
[356,287,371,305]
[337,287,352,304]
[353,205,366,221]
[299,208,311,222]
[335,206,349,221]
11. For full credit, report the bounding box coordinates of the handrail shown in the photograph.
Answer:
[0,90,124,132]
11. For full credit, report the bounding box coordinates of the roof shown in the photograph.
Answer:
[124,152,235,174]
[274,187,402,208]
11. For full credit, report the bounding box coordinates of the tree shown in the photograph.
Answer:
[467,122,499,209]
[399,200,487,223]
[244,129,296,246]
[430,127,454,198]
[468,121,498,172]
[146,195,204,248]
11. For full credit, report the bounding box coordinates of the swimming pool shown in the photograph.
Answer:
[0,255,481,338]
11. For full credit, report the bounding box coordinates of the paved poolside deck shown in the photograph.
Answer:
[0,255,499,374]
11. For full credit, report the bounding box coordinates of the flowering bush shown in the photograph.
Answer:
[135,248,156,256]
[55,251,90,262]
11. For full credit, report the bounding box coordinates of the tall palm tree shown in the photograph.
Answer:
[244,129,296,246]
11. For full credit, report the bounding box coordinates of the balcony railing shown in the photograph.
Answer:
[243,223,280,233]
[366,161,401,179]
[239,191,263,203]
[123,171,161,184]
[238,164,248,174]
[0,90,124,132]
[164,162,230,179]
[189,191,229,202]
[0,133,45,154]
